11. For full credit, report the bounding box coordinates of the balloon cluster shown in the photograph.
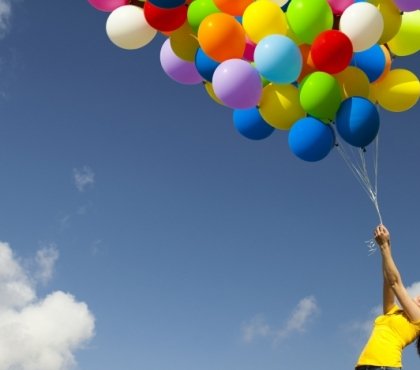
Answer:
[89,0,420,162]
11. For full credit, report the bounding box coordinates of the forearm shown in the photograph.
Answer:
[380,243,403,287]
[383,261,395,312]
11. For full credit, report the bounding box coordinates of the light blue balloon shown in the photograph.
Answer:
[254,35,302,84]
[288,117,335,162]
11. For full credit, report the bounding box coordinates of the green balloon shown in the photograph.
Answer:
[286,0,333,44]
[187,0,220,33]
[299,72,342,121]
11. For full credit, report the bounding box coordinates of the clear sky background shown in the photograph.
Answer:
[0,1,419,370]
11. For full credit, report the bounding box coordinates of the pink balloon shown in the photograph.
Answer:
[88,0,130,12]
[327,0,354,15]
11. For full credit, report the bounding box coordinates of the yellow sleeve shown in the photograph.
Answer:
[384,304,400,315]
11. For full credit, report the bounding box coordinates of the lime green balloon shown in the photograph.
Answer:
[187,0,220,33]
[387,10,420,56]
[299,72,342,120]
[286,0,333,44]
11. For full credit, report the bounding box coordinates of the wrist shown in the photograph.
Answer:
[379,242,391,251]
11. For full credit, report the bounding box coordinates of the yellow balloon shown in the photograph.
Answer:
[387,10,420,56]
[259,84,305,130]
[204,82,224,106]
[258,0,288,6]
[374,69,420,112]
[335,67,370,99]
[170,21,199,62]
[369,0,402,44]
[242,0,287,43]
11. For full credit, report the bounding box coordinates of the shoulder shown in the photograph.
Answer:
[384,304,400,315]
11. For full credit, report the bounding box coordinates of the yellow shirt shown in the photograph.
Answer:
[356,305,420,368]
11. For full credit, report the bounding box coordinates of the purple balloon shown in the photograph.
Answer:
[212,59,262,109]
[160,39,203,85]
[393,0,420,11]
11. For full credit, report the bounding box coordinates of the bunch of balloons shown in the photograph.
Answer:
[88,0,420,162]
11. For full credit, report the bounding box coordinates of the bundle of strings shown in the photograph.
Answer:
[333,126,383,255]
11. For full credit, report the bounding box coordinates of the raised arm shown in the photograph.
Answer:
[375,225,420,322]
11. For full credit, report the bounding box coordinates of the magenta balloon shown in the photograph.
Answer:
[87,0,130,12]
[160,39,203,85]
[212,59,262,109]
[243,39,256,62]
[393,0,420,11]
[327,0,354,15]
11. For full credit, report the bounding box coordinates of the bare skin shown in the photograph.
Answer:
[374,225,420,321]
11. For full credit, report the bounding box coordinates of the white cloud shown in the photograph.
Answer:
[0,243,35,310]
[35,245,59,284]
[276,296,319,338]
[0,0,11,38]
[242,314,271,344]
[407,281,420,298]
[242,295,319,344]
[73,166,95,192]
[0,242,95,370]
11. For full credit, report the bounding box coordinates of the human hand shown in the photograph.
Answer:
[374,224,390,249]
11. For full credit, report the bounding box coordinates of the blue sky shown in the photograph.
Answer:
[0,1,419,369]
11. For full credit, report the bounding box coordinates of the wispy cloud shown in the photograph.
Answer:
[242,314,271,344]
[0,0,12,38]
[276,295,319,339]
[241,295,319,345]
[73,166,95,192]
[34,245,59,285]
[0,242,95,370]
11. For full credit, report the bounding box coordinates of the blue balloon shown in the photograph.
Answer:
[148,0,185,8]
[335,97,380,148]
[281,1,290,11]
[195,48,220,82]
[288,117,335,162]
[351,45,386,82]
[254,35,302,84]
[233,107,274,140]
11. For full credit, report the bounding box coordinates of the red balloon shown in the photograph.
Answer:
[310,30,353,74]
[144,1,187,33]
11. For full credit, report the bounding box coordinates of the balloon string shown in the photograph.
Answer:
[333,126,383,254]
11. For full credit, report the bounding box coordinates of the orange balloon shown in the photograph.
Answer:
[213,0,254,16]
[297,44,316,82]
[197,13,246,62]
[375,45,392,83]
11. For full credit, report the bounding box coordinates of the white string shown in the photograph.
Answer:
[333,127,383,255]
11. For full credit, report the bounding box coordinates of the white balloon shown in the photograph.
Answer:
[106,5,157,50]
[339,3,384,52]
